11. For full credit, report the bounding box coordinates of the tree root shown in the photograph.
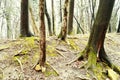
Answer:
[66,51,84,65]
[33,61,59,76]
[15,57,24,72]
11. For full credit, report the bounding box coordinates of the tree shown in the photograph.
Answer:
[58,0,68,41]
[29,6,39,36]
[20,0,32,37]
[117,17,120,33]
[35,0,46,72]
[51,0,55,35]
[67,0,75,35]
[59,0,62,23]
[77,0,120,74]
[45,0,52,36]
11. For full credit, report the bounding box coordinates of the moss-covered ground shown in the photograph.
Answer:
[0,33,120,80]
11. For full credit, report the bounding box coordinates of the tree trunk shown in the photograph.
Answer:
[51,0,55,35]
[67,0,75,35]
[79,0,115,69]
[45,0,52,36]
[58,0,68,41]
[60,0,62,23]
[117,18,120,33]
[29,7,39,36]
[39,0,46,68]
[74,16,84,34]
[20,0,32,37]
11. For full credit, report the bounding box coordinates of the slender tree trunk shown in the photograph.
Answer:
[117,18,120,33]
[67,0,75,35]
[20,0,32,37]
[45,0,52,36]
[4,0,11,39]
[58,0,68,41]
[60,0,62,23]
[74,16,84,34]
[39,0,46,68]
[51,0,55,35]
[29,7,39,36]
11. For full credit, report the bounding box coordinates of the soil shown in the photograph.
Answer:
[0,33,120,80]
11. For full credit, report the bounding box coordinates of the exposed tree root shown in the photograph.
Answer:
[33,61,59,76]
[67,46,120,77]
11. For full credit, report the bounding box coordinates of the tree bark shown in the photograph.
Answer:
[67,0,75,35]
[79,0,115,69]
[20,0,29,37]
[45,0,52,36]
[29,7,39,36]
[60,0,62,23]
[51,0,55,35]
[58,0,68,41]
[39,0,46,67]
[117,18,120,33]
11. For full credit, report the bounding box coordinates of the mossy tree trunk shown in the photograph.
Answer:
[20,0,32,37]
[79,0,115,68]
[58,0,68,41]
[67,0,75,35]
[45,0,52,36]
[39,0,46,68]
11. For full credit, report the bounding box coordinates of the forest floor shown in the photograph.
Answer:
[0,33,120,80]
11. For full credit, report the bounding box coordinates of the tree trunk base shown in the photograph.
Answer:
[69,47,120,75]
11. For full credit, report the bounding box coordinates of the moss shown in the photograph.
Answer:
[47,45,57,57]
[45,70,57,77]
[24,37,35,48]
[68,39,80,50]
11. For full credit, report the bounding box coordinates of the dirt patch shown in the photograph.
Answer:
[0,34,120,80]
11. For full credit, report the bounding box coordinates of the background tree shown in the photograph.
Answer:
[77,0,118,72]
[67,0,75,35]
[117,17,120,33]
[45,0,52,36]
[59,0,62,23]
[51,0,55,35]
[20,0,32,37]
[58,0,68,41]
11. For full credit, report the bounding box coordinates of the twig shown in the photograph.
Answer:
[55,49,66,58]
[46,62,59,76]
[15,57,24,72]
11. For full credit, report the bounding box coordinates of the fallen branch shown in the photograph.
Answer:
[46,62,59,76]
[55,49,66,58]
[15,57,24,72]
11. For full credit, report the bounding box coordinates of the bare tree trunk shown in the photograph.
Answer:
[89,0,96,31]
[45,0,52,36]
[29,7,39,36]
[67,0,75,35]
[60,0,62,23]
[74,16,84,34]
[39,0,46,68]
[117,18,120,33]
[4,0,11,39]
[51,0,55,35]
[58,0,68,41]
[20,0,32,37]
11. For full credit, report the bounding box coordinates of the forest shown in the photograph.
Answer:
[0,0,120,80]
